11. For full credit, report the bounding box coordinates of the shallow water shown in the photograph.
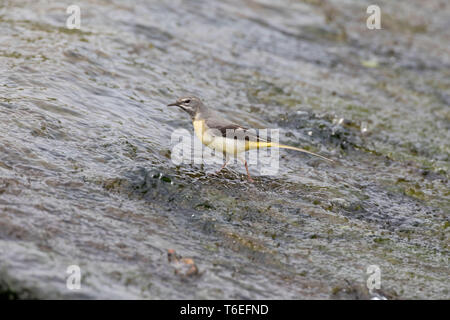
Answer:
[0,0,449,299]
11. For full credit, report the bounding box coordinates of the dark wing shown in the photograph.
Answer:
[205,119,270,142]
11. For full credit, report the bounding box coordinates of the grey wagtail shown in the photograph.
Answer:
[168,96,333,182]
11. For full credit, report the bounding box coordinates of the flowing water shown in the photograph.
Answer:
[0,0,449,299]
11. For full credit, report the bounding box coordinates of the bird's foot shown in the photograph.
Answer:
[208,168,225,176]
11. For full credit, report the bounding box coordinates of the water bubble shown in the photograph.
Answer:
[361,122,368,133]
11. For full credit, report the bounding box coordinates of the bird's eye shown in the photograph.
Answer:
[184,99,191,104]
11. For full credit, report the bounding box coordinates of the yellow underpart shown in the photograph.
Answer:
[192,120,332,161]
[193,120,207,143]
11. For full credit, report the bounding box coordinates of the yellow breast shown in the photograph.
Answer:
[192,120,273,156]
[193,120,208,144]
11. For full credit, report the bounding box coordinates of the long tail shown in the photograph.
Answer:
[276,143,333,162]
[248,141,333,162]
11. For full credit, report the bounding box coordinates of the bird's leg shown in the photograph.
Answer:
[210,153,229,175]
[244,160,254,183]
[215,158,229,174]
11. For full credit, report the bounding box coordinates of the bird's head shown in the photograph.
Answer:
[167,96,203,118]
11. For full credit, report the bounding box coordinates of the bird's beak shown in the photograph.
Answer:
[167,102,180,107]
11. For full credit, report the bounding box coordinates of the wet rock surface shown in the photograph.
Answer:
[0,0,449,299]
